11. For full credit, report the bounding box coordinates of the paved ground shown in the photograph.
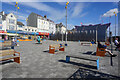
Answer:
[0,40,120,79]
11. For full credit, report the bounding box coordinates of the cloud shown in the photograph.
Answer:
[102,8,118,17]
[71,3,85,18]
[18,2,66,21]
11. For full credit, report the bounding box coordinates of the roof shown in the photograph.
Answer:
[0,11,7,20]
[17,21,24,26]
[31,12,54,23]
[75,23,111,29]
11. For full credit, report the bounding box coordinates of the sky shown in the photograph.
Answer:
[0,1,119,36]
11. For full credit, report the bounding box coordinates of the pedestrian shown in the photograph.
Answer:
[98,41,117,57]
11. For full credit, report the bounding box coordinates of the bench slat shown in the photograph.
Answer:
[0,49,15,57]
[0,56,19,61]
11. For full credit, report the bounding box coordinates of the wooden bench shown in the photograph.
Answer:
[0,49,20,64]
[66,55,99,70]
[49,44,65,54]
[81,43,92,46]
[1,41,12,47]
[96,47,106,57]
[105,42,110,46]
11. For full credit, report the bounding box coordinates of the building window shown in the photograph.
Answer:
[9,25,14,30]
[90,30,91,33]
[18,25,22,27]
[32,29,34,31]
[9,19,15,24]
[25,29,27,31]
[28,29,30,31]
[11,15,13,17]
[0,25,2,29]
[93,30,94,33]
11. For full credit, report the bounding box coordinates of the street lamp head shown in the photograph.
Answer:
[114,12,116,14]
[16,2,18,5]
[65,6,67,9]
[17,7,20,9]
[66,2,69,6]
[15,4,17,7]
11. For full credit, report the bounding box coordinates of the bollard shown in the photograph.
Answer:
[66,56,70,62]
[90,43,92,46]
[97,58,99,70]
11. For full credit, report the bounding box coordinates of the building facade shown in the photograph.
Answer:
[27,12,56,36]
[75,23,111,41]
[56,23,66,34]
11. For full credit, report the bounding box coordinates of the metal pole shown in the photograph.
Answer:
[115,15,116,39]
[109,17,111,41]
[96,26,97,43]
[15,8,18,40]
[110,32,113,66]
[62,31,63,42]
[65,6,67,43]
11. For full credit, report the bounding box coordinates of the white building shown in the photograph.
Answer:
[49,20,56,34]
[56,23,66,34]
[23,26,38,32]
[0,11,17,31]
[27,12,56,34]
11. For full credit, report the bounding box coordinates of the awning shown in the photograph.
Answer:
[7,33,19,36]
[39,32,49,36]
[7,30,39,35]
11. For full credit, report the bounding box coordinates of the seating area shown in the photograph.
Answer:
[0,49,20,64]
[0,40,20,64]
[49,44,65,54]
[96,47,106,57]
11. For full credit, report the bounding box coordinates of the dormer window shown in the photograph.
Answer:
[11,15,13,17]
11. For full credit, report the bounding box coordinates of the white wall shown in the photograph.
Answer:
[37,18,49,33]
[6,13,17,30]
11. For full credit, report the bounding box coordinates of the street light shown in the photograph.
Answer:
[65,2,69,46]
[26,18,29,38]
[114,12,117,39]
[15,2,19,40]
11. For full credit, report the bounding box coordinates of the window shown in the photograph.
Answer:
[25,29,27,31]
[28,29,30,31]
[0,25,2,29]
[11,15,13,17]
[9,19,15,24]
[9,25,14,30]
[93,30,94,33]
[0,15,2,18]
[18,25,22,27]
[32,29,34,31]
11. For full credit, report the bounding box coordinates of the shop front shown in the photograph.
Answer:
[38,32,49,39]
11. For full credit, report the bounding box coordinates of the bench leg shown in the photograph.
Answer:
[66,56,70,62]
[49,49,55,54]
[97,58,99,70]
[59,48,64,51]
[14,57,20,64]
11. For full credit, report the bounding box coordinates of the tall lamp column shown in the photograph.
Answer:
[15,2,19,40]
[65,2,69,46]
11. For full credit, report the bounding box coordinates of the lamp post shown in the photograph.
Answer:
[114,12,117,39]
[15,2,19,40]
[65,2,69,46]
[26,18,29,38]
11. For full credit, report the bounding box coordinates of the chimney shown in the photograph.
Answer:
[44,15,47,18]
[2,11,5,15]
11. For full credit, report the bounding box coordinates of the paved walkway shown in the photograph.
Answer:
[0,40,119,79]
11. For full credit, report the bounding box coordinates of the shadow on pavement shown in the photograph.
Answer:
[0,60,13,65]
[82,51,96,56]
[67,68,120,79]
[58,60,97,69]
